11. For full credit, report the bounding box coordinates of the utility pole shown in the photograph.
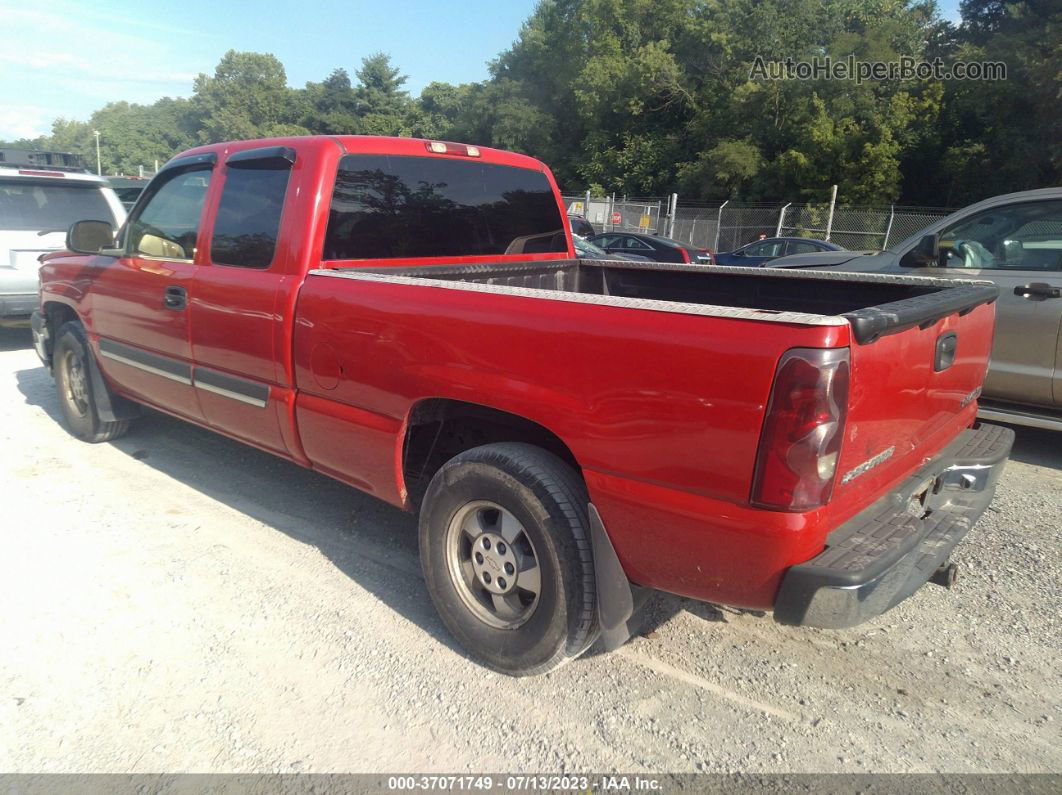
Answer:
[883,204,896,249]
[775,203,791,237]
[713,200,728,252]
[93,130,101,176]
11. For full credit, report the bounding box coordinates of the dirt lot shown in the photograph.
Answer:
[1,327,1059,774]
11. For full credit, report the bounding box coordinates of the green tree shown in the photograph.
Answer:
[353,53,415,135]
[302,68,360,134]
[415,81,476,139]
[906,0,1062,205]
[678,139,763,198]
[191,50,309,143]
[88,99,197,174]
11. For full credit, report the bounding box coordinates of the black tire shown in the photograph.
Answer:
[53,322,130,443]
[419,442,598,676]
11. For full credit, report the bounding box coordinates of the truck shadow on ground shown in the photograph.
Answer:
[14,364,483,666]
[15,362,727,664]
[0,327,32,352]
[1003,424,1062,469]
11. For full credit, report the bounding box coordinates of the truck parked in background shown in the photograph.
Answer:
[772,188,1062,431]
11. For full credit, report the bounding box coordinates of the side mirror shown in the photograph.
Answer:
[900,232,941,267]
[67,220,116,254]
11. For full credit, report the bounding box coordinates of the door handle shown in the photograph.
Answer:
[163,285,187,310]
[1013,283,1061,300]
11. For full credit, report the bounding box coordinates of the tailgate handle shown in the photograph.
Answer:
[934,331,958,372]
[1014,283,1060,300]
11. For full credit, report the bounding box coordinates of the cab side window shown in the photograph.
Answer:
[127,168,212,261]
[939,200,1062,271]
[211,155,293,269]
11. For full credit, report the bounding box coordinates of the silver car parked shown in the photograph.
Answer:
[1,159,125,325]
[770,188,1062,431]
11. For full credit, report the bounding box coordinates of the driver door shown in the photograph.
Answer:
[91,156,216,421]
[922,199,1062,407]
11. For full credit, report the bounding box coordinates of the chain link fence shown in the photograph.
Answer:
[562,194,665,235]
[778,204,954,251]
[563,193,953,253]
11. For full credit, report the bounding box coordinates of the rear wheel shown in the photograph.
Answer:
[419,443,598,676]
[53,322,130,443]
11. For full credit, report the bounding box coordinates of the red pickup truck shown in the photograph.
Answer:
[33,135,1013,675]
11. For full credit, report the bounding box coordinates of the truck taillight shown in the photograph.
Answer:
[751,348,850,512]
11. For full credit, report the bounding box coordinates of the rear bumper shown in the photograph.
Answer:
[0,292,37,320]
[774,423,1014,629]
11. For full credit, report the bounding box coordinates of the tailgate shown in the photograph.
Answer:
[831,285,998,508]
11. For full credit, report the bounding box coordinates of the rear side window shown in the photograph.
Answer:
[323,154,567,260]
[0,179,113,231]
[211,157,292,269]
[745,241,785,257]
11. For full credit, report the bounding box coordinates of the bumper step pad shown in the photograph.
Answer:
[774,423,1014,629]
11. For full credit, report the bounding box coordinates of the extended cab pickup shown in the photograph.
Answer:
[33,135,1014,675]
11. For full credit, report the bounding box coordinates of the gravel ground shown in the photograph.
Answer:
[1,327,1059,774]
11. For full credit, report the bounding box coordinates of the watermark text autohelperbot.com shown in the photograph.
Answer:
[750,55,1006,84]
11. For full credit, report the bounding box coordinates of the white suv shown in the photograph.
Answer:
[0,161,125,325]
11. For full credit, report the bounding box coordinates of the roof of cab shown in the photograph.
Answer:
[166,135,549,173]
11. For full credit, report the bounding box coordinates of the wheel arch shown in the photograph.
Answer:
[400,397,584,511]
[38,300,82,366]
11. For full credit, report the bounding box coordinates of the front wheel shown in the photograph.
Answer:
[53,322,130,443]
[419,443,598,676]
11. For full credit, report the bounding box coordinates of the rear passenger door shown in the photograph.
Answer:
[785,240,822,256]
[619,236,660,260]
[592,234,624,255]
[190,146,297,454]
[742,240,786,265]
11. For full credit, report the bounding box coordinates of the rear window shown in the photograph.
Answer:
[0,179,114,231]
[323,155,566,260]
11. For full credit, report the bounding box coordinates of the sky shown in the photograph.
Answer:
[0,0,964,141]
[0,0,539,139]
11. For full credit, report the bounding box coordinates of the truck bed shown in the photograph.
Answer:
[296,254,998,607]
[320,260,997,344]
